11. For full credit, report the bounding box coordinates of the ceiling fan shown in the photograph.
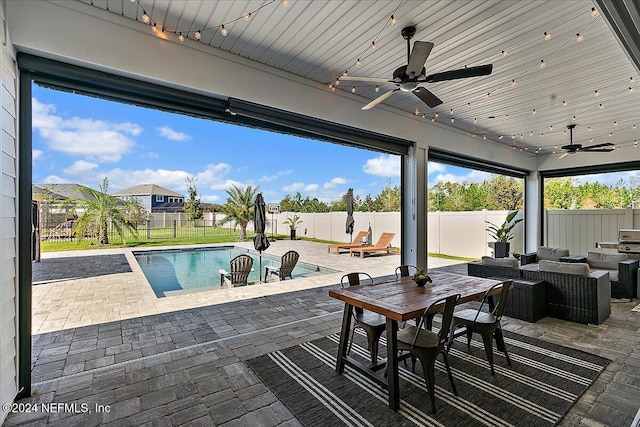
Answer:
[558,124,615,159]
[338,26,493,110]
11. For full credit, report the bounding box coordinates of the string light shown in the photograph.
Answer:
[543,31,551,40]
[511,79,516,87]
[631,77,635,84]
[576,33,583,42]
[467,103,471,108]
[501,50,508,58]
[629,87,634,93]
[562,100,567,106]
[588,126,592,131]
[178,33,185,42]
[635,140,638,147]
[572,116,576,121]
[374,85,379,92]
[282,0,289,7]
[595,90,599,96]
[221,25,228,36]
[532,109,536,115]
[142,11,150,23]
[540,59,545,68]
[194,30,202,39]
[152,23,158,32]
[352,87,356,93]
[334,78,340,85]
[371,41,377,50]
[450,117,455,123]
[473,118,477,124]
[390,15,397,25]
[599,103,604,109]
[434,112,439,118]
[499,135,504,139]
[550,125,554,130]
[356,58,361,67]
[609,132,613,137]
[244,12,251,21]
[592,7,598,17]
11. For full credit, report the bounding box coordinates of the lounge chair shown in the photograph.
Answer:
[265,250,300,281]
[349,232,397,258]
[327,231,369,254]
[219,254,254,287]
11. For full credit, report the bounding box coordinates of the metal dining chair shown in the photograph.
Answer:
[341,272,386,365]
[396,293,460,414]
[448,280,513,375]
[395,264,419,278]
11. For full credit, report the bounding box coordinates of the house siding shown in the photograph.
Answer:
[0,1,18,423]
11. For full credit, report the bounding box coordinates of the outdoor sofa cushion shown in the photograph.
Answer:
[586,252,627,282]
[538,260,590,276]
[536,247,570,262]
[481,256,519,268]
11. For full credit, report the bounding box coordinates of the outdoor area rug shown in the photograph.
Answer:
[632,303,640,313]
[247,324,610,427]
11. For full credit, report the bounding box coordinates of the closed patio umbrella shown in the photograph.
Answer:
[253,193,270,282]
[345,188,355,243]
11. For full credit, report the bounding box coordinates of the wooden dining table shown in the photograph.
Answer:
[328,271,504,410]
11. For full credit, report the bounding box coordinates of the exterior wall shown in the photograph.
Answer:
[0,0,18,422]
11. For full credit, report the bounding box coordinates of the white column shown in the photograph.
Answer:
[525,171,542,252]
[402,145,427,271]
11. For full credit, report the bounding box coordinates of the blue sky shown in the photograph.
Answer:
[32,85,637,205]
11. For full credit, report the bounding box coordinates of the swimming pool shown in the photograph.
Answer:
[133,246,335,297]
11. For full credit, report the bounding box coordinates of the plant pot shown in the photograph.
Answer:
[290,229,296,240]
[415,279,428,287]
[494,242,510,258]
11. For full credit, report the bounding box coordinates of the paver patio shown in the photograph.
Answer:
[6,240,640,426]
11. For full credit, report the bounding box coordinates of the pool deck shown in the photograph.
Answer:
[7,240,639,426]
[32,240,461,334]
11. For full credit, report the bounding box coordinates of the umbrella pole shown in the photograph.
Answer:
[259,253,263,282]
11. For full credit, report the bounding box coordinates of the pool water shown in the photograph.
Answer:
[134,246,333,297]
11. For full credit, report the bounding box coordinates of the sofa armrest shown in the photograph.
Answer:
[468,262,522,279]
[613,259,639,299]
[520,252,537,265]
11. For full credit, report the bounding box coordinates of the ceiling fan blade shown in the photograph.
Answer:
[361,89,398,110]
[580,148,616,153]
[580,142,615,150]
[412,87,443,108]
[558,152,569,159]
[406,41,434,77]
[339,76,390,83]
[424,64,493,83]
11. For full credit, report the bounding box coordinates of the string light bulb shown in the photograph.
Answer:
[334,78,339,85]
[178,33,185,42]
[562,100,568,106]
[629,87,634,93]
[374,85,379,92]
[540,59,545,68]
[635,140,638,147]
[152,23,158,32]
[244,12,251,21]
[483,134,487,140]
[282,0,288,7]
[501,50,508,58]
[511,79,516,87]
[595,90,599,96]
[631,77,635,84]
[221,25,228,36]
[592,7,598,17]
[532,109,536,115]
[599,103,604,109]
[352,87,356,93]
[356,58,361,66]
[543,31,551,40]
[390,15,397,25]
[142,11,150,23]
[371,41,377,50]
[195,30,202,40]
[576,33,583,42]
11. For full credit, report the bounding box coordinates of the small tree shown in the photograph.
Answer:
[65,177,138,245]
[218,184,259,240]
[184,177,204,220]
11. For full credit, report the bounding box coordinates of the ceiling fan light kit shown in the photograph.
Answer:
[338,26,493,111]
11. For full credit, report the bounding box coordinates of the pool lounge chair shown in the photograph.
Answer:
[265,250,300,281]
[349,232,397,258]
[219,254,254,287]
[327,231,369,254]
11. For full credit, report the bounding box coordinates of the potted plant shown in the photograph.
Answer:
[283,214,303,240]
[485,211,523,258]
[412,270,432,287]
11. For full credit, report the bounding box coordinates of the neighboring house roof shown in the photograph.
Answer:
[32,183,97,202]
[112,184,184,198]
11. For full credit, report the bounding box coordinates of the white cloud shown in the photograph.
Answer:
[331,177,348,184]
[427,162,446,175]
[63,160,98,175]
[200,194,221,203]
[33,149,43,161]
[283,182,305,192]
[432,170,492,184]
[304,184,319,192]
[259,170,293,182]
[147,151,159,159]
[575,171,640,186]
[157,126,191,141]
[32,97,140,163]
[363,154,400,177]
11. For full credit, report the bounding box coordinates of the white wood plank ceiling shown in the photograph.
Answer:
[79,0,640,159]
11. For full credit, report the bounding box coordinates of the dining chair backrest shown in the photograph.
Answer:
[395,264,419,278]
[229,254,254,284]
[278,250,300,278]
[340,272,373,288]
[473,280,513,322]
[413,294,460,348]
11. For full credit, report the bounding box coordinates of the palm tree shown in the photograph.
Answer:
[219,184,259,240]
[65,177,138,245]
